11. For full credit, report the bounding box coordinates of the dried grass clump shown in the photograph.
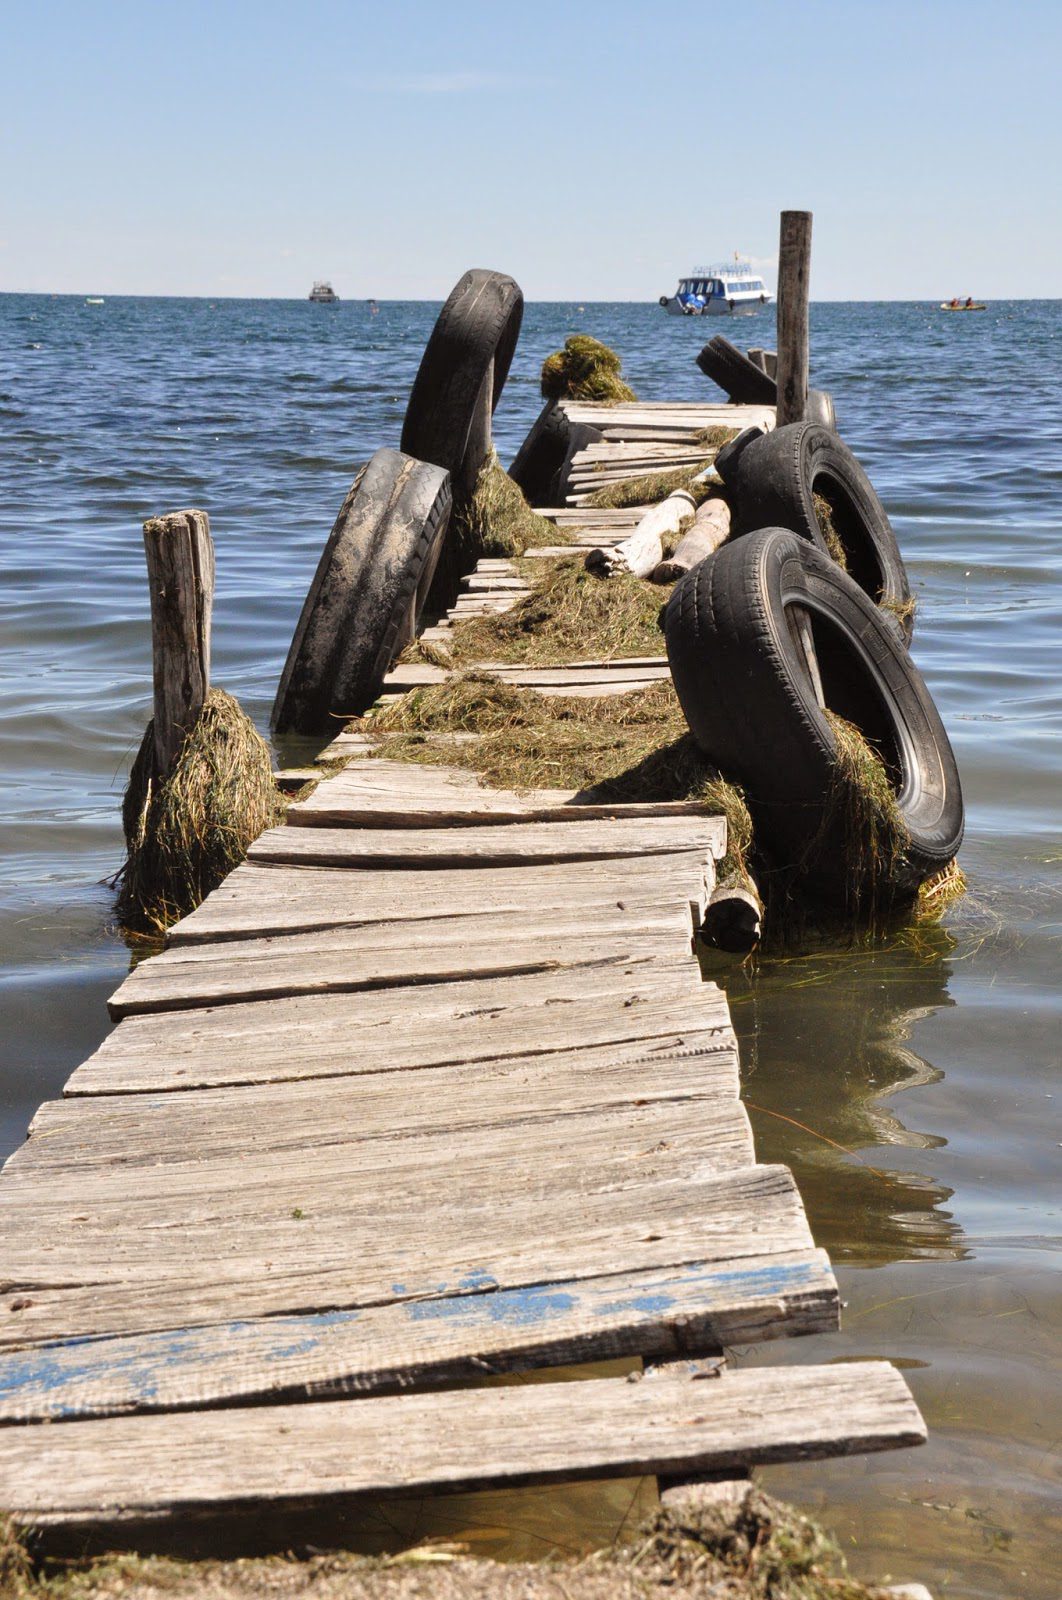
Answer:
[820,710,911,920]
[585,461,720,510]
[0,1515,31,1596]
[646,1485,882,1600]
[427,453,564,615]
[914,856,967,920]
[813,491,848,568]
[540,335,637,404]
[117,689,285,935]
[880,591,918,629]
[428,557,667,668]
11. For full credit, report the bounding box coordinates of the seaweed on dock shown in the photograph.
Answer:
[116,689,285,936]
[540,335,637,404]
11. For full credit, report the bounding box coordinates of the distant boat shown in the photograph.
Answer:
[660,256,771,317]
[309,281,339,304]
[85,297,105,305]
[939,299,987,312]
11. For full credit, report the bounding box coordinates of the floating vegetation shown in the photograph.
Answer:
[116,689,285,935]
[540,334,637,404]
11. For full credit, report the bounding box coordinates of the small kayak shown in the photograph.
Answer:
[939,303,987,311]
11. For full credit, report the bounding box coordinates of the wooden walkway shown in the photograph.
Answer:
[0,401,925,1540]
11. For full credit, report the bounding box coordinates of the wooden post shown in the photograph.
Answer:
[142,510,215,775]
[775,210,812,426]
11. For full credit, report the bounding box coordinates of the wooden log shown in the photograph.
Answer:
[142,510,215,775]
[652,494,732,581]
[701,881,763,955]
[585,490,696,578]
[776,210,813,427]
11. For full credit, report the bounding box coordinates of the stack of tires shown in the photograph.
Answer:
[273,270,524,735]
[665,419,964,915]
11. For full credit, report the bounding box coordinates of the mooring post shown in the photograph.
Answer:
[142,509,215,775]
[775,210,813,426]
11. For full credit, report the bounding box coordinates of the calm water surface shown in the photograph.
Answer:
[0,294,1058,1597]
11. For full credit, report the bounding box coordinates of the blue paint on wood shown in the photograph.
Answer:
[0,1256,827,1419]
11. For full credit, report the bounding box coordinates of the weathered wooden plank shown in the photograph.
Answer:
[166,852,715,945]
[107,913,695,1017]
[5,1096,756,1217]
[20,1032,740,1172]
[248,815,725,868]
[0,1363,924,1526]
[0,1162,812,1347]
[377,660,671,693]
[0,1250,837,1422]
[66,964,727,1094]
[286,758,718,830]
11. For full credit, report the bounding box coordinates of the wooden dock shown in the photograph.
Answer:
[0,401,925,1544]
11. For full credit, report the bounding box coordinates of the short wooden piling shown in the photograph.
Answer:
[775,210,813,427]
[143,510,215,774]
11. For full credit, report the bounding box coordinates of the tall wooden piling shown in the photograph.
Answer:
[143,509,215,774]
[775,210,813,427]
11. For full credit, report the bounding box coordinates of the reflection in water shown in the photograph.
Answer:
[722,932,968,1267]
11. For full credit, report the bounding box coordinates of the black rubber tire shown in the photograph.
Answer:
[717,421,913,641]
[695,336,777,404]
[272,449,451,735]
[400,269,523,483]
[664,529,963,902]
[507,399,570,506]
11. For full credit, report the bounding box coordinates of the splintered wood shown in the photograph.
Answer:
[0,396,926,1535]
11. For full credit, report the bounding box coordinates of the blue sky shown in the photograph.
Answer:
[1,0,1058,299]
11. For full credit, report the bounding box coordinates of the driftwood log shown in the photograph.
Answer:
[652,494,732,582]
[586,490,696,578]
[701,881,763,956]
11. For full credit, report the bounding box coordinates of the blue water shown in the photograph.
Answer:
[1,294,1059,1597]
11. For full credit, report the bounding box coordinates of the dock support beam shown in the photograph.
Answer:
[142,510,215,774]
[775,210,813,427]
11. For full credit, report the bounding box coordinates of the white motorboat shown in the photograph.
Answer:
[309,281,339,304]
[660,258,771,317]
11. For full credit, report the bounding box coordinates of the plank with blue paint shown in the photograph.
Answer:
[0,1362,923,1528]
[0,1251,837,1423]
[0,1163,814,1349]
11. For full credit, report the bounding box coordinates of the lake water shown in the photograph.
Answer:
[0,293,1058,1598]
